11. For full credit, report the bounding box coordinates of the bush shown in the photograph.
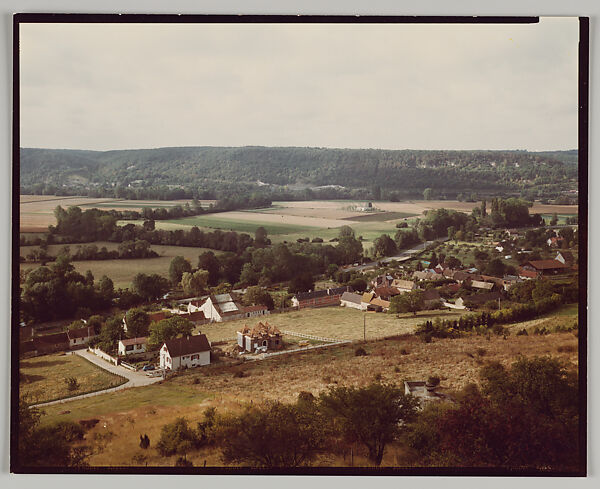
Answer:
[400,348,409,355]
[175,456,193,467]
[233,370,246,378]
[476,348,487,357]
[354,347,368,356]
[516,328,528,336]
[65,377,79,391]
[427,376,440,387]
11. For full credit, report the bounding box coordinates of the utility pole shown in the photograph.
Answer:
[363,314,366,341]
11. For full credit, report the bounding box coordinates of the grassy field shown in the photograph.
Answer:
[36,321,578,467]
[20,353,127,404]
[342,211,417,222]
[20,242,221,289]
[196,307,468,343]
[165,215,317,235]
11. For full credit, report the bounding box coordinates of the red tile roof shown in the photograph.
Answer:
[528,260,569,270]
[242,304,268,313]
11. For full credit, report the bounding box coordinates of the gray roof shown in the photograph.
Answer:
[341,291,363,304]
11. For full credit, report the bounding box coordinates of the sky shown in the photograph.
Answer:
[19,17,580,152]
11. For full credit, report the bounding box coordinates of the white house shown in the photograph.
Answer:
[199,294,245,322]
[118,337,147,356]
[159,334,211,371]
[67,326,97,348]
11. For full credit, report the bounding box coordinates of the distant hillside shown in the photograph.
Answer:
[19,146,578,198]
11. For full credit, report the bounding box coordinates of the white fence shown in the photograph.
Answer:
[88,347,119,365]
[259,340,351,360]
[281,330,342,343]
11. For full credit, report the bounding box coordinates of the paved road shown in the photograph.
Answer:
[32,349,163,408]
[347,238,449,272]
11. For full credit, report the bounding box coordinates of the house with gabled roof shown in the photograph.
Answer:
[159,334,211,370]
[391,279,417,293]
[118,337,148,356]
[374,286,401,301]
[555,251,574,266]
[340,291,367,310]
[237,321,283,353]
[199,293,245,322]
[67,326,97,348]
[291,286,351,309]
[241,304,270,318]
[528,259,570,275]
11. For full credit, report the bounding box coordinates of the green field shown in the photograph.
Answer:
[20,242,222,289]
[38,383,211,426]
[342,211,417,222]
[20,353,127,405]
[165,215,317,235]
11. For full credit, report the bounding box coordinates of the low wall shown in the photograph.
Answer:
[88,347,119,365]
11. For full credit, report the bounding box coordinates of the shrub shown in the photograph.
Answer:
[65,377,79,391]
[394,366,401,373]
[233,370,246,378]
[476,348,487,357]
[516,328,528,336]
[374,372,383,381]
[175,456,193,467]
[354,347,368,357]
[427,376,440,387]
[400,349,409,355]
[139,433,150,449]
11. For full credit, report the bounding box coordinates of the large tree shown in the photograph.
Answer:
[215,400,325,467]
[390,290,424,316]
[242,286,274,310]
[148,316,194,346]
[132,273,170,302]
[373,234,397,258]
[181,270,209,297]
[125,308,150,338]
[169,256,192,286]
[319,383,419,466]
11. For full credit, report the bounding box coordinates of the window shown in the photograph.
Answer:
[126,345,134,351]
[191,354,199,360]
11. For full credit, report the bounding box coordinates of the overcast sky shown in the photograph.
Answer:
[19,17,579,152]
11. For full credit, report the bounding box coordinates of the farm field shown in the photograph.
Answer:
[20,353,127,405]
[196,307,468,343]
[19,195,216,232]
[37,325,578,467]
[20,242,221,289]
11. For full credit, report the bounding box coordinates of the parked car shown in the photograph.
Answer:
[142,364,155,371]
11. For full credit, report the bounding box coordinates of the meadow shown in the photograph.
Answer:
[20,353,127,404]
[20,242,221,289]
[197,306,467,343]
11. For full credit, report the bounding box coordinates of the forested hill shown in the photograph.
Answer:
[20,146,577,198]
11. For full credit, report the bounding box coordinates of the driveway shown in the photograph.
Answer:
[31,349,163,408]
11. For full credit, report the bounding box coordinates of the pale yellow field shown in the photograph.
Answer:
[19,196,217,232]
[272,199,578,218]
[196,307,467,344]
[211,210,356,228]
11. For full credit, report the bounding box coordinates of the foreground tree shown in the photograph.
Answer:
[17,400,90,468]
[407,356,580,470]
[215,400,325,467]
[319,382,419,466]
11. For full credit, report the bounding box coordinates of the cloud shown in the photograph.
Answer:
[19,18,579,151]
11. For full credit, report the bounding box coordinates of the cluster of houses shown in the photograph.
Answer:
[184,293,269,323]
[335,250,576,314]
[20,325,98,358]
